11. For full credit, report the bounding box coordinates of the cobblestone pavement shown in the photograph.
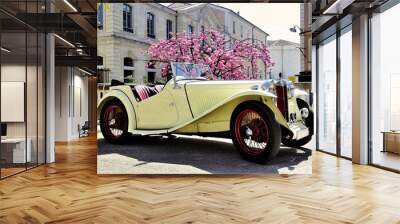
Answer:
[97,133,313,175]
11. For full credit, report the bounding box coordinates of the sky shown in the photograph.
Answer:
[216,3,300,43]
[164,3,301,43]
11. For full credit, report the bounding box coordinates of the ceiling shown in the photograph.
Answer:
[0,0,97,73]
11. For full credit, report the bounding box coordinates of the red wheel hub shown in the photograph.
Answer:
[234,109,270,155]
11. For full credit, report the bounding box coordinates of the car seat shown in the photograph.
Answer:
[133,85,164,102]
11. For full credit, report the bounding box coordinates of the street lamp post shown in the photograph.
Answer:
[289,24,312,83]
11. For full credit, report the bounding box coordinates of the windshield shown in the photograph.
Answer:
[171,63,209,80]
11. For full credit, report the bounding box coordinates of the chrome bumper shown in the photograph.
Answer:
[288,122,309,140]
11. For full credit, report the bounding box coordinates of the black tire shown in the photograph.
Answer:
[282,99,313,148]
[100,99,130,144]
[230,101,281,164]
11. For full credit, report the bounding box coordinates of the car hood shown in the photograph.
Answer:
[183,80,267,117]
[185,79,265,89]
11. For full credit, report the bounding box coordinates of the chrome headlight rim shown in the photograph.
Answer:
[261,80,277,96]
[300,107,309,119]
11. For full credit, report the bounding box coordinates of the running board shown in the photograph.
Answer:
[131,129,169,135]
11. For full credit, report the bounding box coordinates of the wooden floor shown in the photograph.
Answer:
[1,136,400,223]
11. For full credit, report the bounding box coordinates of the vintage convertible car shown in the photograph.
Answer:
[97,63,313,164]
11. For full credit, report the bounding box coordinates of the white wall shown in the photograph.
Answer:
[55,67,89,141]
[1,64,26,140]
[269,45,301,79]
[72,73,89,138]
[1,62,47,164]
[55,67,68,141]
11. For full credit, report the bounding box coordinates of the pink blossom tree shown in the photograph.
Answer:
[148,30,273,80]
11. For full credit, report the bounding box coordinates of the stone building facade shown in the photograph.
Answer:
[97,3,270,90]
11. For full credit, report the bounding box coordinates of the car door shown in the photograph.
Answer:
[167,81,194,126]
[135,84,178,129]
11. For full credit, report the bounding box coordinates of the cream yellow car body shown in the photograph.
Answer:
[97,78,307,138]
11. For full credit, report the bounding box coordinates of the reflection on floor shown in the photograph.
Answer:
[373,150,400,171]
[0,167,25,178]
[0,163,42,178]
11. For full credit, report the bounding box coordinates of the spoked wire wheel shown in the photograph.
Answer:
[234,109,270,156]
[231,102,281,164]
[100,100,129,144]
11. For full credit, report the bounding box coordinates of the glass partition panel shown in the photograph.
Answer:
[38,32,45,165]
[339,27,352,158]
[371,4,400,171]
[1,31,27,177]
[317,35,337,154]
[26,0,46,169]
[0,0,46,178]
[27,31,38,169]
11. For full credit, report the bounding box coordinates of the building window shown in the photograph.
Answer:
[123,4,133,33]
[124,57,134,83]
[201,25,205,33]
[97,56,103,69]
[97,3,104,30]
[233,21,236,34]
[188,24,193,34]
[147,61,156,83]
[166,19,173,39]
[240,25,243,38]
[97,56,103,66]
[147,12,155,38]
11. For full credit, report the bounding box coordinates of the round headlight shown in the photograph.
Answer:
[261,80,276,96]
[300,107,309,118]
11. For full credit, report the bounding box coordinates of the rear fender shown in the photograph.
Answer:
[97,89,137,132]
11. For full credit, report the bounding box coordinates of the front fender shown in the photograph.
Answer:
[97,89,137,132]
[224,90,289,129]
[230,91,289,129]
[293,89,311,107]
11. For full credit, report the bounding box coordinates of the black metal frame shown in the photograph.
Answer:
[367,11,372,166]
[336,27,341,158]
[0,0,47,180]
